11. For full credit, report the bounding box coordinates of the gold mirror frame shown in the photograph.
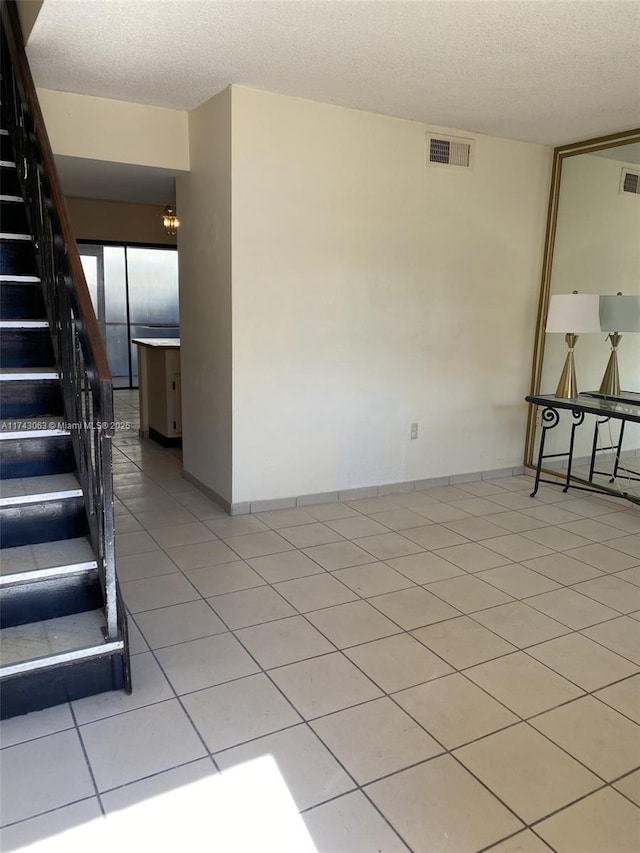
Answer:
[524,127,640,476]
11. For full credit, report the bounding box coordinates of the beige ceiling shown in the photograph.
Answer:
[26,0,640,147]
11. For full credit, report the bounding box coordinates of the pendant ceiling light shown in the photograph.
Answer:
[163,205,179,235]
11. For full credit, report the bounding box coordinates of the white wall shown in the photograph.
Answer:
[177,88,233,503]
[37,89,189,171]
[231,87,551,503]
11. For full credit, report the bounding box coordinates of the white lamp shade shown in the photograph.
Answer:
[546,293,601,333]
[599,295,640,332]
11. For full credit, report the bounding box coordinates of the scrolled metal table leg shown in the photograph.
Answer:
[531,407,559,498]
[612,421,626,483]
[564,409,585,492]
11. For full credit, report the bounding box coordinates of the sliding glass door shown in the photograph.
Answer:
[79,244,179,388]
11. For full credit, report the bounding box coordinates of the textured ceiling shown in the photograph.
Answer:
[27,0,640,146]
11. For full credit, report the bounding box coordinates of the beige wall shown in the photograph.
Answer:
[176,85,551,506]
[66,197,177,245]
[37,89,189,170]
[177,88,233,503]
[230,87,551,503]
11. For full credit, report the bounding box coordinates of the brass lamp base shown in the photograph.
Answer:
[555,333,579,399]
[598,333,621,397]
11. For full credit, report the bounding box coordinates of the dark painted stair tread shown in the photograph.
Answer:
[0,609,116,668]
[0,471,81,501]
[0,381,64,420]
[0,415,75,479]
[0,324,55,369]
[0,472,87,548]
[0,232,32,240]
[0,416,69,434]
[0,282,46,320]
[0,367,58,378]
[0,132,14,161]
[0,223,28,237]
[0,536,95,578]
[0,274,40,282]
[0,238,37,276]
[0,168,21,198]
[0,201,29,234]
[0,320,48,327]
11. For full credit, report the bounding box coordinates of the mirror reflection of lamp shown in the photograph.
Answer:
[598,293,640,397]
[546,292,601,399]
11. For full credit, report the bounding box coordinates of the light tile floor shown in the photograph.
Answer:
[1,389,639,852]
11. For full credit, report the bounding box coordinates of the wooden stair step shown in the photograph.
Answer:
[0,471,82,502]
[0,280,46,319]
[0,609,119,672]
[0,322,54,369]
[0,236,37,277]
[0,417,74,479]
[0,367,58,380]
[0,368,64,419]
[0,535,96,578]
[0,607,127,719]
[0,472,88,548]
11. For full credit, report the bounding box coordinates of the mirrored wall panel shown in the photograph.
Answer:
[526,131,640,502]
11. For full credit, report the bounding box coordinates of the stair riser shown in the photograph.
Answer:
[0,167,21,198]
[0,199,29,233]
[0,328,54,368]
[0,379,64,418]
[0,134,15,161]
[0,239,37,276]
[1,570,102,628]
[0,282,45,319]
[0,435,75,478]
[0,650,127,719]
[0,497,89,548]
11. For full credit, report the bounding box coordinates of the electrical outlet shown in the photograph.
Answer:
[410,422,418,440]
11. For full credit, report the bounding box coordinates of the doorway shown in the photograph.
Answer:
[79,243,179,388]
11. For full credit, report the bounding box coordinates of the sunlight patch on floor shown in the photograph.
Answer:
[19,755,318,853]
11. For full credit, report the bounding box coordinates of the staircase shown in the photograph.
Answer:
[0,2,131,718]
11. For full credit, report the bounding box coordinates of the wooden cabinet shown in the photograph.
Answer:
[133,339,181,446]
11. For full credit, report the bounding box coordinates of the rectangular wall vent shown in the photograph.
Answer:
[620,168,640,195]
[426,134,473,169]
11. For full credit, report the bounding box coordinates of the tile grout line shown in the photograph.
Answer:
[4,406,638,843]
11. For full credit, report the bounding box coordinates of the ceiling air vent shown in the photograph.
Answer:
[426,134,473,169]
[620,168,640,195]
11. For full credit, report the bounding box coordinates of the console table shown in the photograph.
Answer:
[526,393,640,506]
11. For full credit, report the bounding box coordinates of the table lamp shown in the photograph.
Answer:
[598,293,640,396]
[546,292,601,399]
